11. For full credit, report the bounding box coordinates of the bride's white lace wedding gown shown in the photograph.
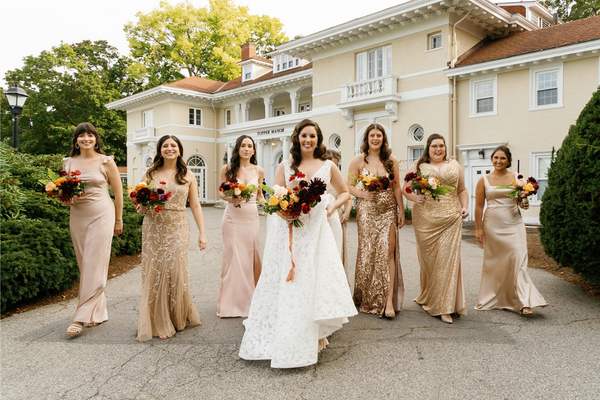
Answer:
[239,160,357,368]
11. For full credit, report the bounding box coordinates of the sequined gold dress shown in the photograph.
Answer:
[475,175,547,311]
[353,169,404,317]
[413,160,466,316]
[137,179,202,341]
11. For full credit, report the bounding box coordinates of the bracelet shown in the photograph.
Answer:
[115,220,123,223]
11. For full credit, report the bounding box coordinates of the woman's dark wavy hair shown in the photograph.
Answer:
[491,145,512,169]
[361,123,393,174]
[416,133,448,172]
[290,119,329,174]
[226,135,258,180]
[146,135,188,185]
[69,122,106,157]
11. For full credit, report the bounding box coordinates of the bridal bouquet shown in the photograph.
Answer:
[39,169,89,203]
[496,174,538,205]
[261,171,327,282]
[349,170,396,192]
[404,171,455,201]
[127,180,172,213]
[219,178,259,208]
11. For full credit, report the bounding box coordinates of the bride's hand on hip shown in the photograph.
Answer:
[460,207,469,219]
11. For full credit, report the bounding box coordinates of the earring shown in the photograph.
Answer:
[94,144,99,150]
[75,143,80,149]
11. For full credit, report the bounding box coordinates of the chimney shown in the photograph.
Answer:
[241,43,257,61]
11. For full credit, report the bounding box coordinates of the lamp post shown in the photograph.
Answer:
[4,84,29,152]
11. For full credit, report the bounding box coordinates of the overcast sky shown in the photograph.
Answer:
[1,0,418,87]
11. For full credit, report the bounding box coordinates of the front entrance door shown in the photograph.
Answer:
[469,166,492,221]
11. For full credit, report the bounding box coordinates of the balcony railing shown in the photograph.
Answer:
[340,75,399,103]
[133,127,155,140]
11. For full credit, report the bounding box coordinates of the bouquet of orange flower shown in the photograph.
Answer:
[497,174,539,205]
[261,171,327,282]
[127,180,172,213]
[219,178,259,208]
[39,169,90,203]
[404,171,454,201]
[349,170,396,192]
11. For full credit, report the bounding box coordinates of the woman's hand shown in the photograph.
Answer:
[285,214,298,224]
[229,197,242,206]
[114,222,124,236]
[415,194,425,206]
[362,191,376,201]
[61,199,74,207]
[326,204,336,218]
[520,198,530,210]
[397,212,405,229]
[340,210,350,224]
[136,205,148,215]
[476,228,485,244]
[460,207,469,219]
[198,233,207,250]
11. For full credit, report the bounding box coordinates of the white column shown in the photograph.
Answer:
[256,139,264,168]
[241,101,250,122]
[263,96,273,118]
[234,103,241,124]
[226,142,234,162]
[282,136,291,161]
[289,90,300,114]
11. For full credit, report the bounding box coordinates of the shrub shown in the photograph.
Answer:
[404,207,412,220]
[539,87,600,283]
[0,145,26,220]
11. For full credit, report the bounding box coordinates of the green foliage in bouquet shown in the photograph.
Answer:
[539,87,600,283]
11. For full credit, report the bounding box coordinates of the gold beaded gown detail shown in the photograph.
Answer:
[353,169,404,316]
[475,175,547,311]
[412,160,466,316]
[137,179,201,341]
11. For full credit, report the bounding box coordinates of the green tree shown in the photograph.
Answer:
[541,0,600,21]
[124,0,288,85]
[2,40,143,164]
[539,87,600,282]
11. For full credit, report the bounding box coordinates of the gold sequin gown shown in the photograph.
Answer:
[353,170,404,317]
[413,160,466,316]
[475,175,547,311]
[137,179,202,341]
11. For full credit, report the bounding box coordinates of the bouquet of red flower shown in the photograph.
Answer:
[349,169,396,192]
[260,171,327,282]
[219,178,259,208]
[127,180,172,213]
[496,174,539,205]
[404,171,455,201]
[39,169,90,203]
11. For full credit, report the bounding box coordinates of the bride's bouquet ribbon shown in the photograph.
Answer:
[286,224,296,282]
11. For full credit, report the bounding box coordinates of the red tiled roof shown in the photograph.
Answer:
[456,15,600,67]
[164,76,226,93]
[216,63,313,93]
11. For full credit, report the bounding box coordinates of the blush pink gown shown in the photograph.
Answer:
[65,156,115,324]
[217,170,262,318]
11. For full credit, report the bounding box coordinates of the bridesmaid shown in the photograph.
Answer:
[474,145,547,314]
[403,134,468,324]
[217,135,264,318]
[65,122,123,335]
[325,149,352,283]
[347,123,405,318]
[136,135,207,341]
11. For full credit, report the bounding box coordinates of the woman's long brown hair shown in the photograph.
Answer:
[69,122,106,157]
[289,119,329,174]
[226,135,258,181]
[146,135,188,185]
[416,133,447,172]
[361,123,393,175]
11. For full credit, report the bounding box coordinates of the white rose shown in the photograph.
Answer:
[428,177,438,190]
[356,182,365,191]
[273,185,288,198]
[517,178,527,187]
[234,188,242,196]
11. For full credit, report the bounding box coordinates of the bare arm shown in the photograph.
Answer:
[257,167,265,202]
[474,177,486,244]
[346,155,376,201]
[340,194,353,223]
[273,162,286,187]
[391,156,405,228]
[105,158,124,236]
[327,164,350,217]
[456,163,469,219]
[188,171,207,250]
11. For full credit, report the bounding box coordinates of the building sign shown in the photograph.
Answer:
[257,128,285,136]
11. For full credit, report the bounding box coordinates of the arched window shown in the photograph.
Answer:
[187,155,207,201]
[409,125,425,143]
[329,134,341,150]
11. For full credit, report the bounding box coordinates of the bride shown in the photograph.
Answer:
[239,119,357,368]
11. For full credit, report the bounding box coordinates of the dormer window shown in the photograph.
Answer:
[243,65,252,81]
[275,55,303,73]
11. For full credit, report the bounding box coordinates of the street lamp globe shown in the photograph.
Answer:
[4,84,29,114]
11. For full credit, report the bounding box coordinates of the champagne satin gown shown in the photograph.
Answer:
[66,156,115,324]
[353,169,404,317]
[217,170,262,318]
[475,175,548,311]
[413,160,466,316]
[137,178,201,341]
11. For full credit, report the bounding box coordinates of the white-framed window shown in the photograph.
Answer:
[189,107,202,126]
[225,109,231,126]
[529,151,552,204]
[356,45,392,82]
[329,134,341,150]
[409,125,425,143]
[428,32,442,51]
[275,55,303,73]
[142,110,153,128]
[187,155,207,202]
[274,107,285,116]
[530,64,563,111]
[469,75,498,117]
[243,65,252,82]
[409,146,424,165]
[299,102,311,113]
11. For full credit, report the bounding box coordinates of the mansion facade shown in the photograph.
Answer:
[106,0,600,224]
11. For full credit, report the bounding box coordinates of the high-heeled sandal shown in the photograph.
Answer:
[520,308,534,315]
[441,314,453,324]
[67,322,83,335]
